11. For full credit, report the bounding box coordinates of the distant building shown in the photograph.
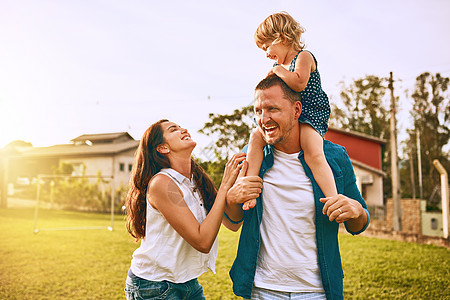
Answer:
[325,127,386,211]
[5,132,139,191]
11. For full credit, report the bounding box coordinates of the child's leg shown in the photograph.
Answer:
[300,124,337,197]
[243,129,266,210]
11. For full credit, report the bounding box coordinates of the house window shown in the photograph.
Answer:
[128,164,133,172]
[72,163,85,176]
[119,163,125,172]
[431,218,438,230]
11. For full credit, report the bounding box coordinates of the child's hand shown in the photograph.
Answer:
[273,65,286,76]
[267,65,285,77]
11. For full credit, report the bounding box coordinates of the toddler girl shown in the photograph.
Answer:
[244,11,337,210]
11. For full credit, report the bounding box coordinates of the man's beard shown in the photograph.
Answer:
[263,134,283,146]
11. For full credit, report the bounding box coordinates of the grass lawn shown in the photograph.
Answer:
[0,207,449,299]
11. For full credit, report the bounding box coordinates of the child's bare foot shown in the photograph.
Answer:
[243,199,257,210]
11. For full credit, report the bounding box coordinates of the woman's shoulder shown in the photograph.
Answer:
[148,173,173,193]
[148,173,184,207]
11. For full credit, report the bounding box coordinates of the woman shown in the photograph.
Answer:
[124,119,245,299]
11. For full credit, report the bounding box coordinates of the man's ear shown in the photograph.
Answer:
[156,144,170,154]
[294,101,302,119]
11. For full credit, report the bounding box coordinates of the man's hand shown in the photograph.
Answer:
[320,194,366,225]
[223,161,263,231]
[226,163,263,206]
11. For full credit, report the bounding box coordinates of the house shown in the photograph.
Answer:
[4,132,139,193]
[325,127,386,211]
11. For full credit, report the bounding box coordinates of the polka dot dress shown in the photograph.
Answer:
[286,50,330,137]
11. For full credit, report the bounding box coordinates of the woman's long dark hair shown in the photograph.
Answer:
[126,119,217,240]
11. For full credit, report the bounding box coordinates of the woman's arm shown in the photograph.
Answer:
[149,153,245,253]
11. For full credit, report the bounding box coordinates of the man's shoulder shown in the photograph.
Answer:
[324,139,345,152]
[242,144,273,157]
[323,140,350,164]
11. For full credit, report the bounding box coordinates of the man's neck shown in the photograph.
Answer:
[273,144,301,154]
[273,127,301,154]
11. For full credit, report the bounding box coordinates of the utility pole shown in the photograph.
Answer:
[389,71,402,231]
[416,130,424,200]
[409,139,416,200]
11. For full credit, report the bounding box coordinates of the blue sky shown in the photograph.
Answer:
[1,0,449,158]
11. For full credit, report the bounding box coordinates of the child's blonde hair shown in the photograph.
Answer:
[255,11,305,51]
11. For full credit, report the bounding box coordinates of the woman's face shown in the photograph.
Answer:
[159,121,196,154]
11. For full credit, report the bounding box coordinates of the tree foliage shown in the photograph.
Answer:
[332,75,390,139]
[198,105,254,186]
[402,72,449,205]
[4,140,33,149]
[331,75,391,198]
[197,158,227,189]
[15,163,127,213]
[199,105,254,159]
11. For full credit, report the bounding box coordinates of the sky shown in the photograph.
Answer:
[1,0,449,159]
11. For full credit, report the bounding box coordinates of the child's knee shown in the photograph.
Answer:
[249,129,265,147]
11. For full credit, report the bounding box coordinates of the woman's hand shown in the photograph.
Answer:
[220,153,247,190]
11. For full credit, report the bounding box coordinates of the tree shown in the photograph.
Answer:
[197,158,227,189]
[4,140,33,149]
[403,72,449,206]
[331,75,390,139]
[198,105,254,187]
[331,75,391,198]
[199,105,254,159]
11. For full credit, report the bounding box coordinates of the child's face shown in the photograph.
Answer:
[261,40,290,65]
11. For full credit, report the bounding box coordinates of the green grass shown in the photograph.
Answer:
[340,234,450,299]
[0,208,449,299]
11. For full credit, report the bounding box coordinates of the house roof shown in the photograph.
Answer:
[14,140,140,158]
[71,132,134,143]
[350,158,386,177]
[328,127,387,144]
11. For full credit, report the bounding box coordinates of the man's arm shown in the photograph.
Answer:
[320,194,368,233]
[222,161,263,232]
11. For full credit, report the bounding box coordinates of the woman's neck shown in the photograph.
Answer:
[168,156,192,178]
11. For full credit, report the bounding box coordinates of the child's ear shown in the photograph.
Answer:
[157,144,170,154]
[279,35,289,45]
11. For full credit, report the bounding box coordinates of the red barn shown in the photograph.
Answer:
[325,127,386,208]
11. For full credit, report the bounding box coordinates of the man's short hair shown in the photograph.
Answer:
[255,74,300,104]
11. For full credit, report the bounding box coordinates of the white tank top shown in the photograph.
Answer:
[254,148,324,293]
[130,168,218,283]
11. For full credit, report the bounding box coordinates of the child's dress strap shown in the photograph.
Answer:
[291,50,318,72]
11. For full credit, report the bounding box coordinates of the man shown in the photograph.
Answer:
[224,74,370,300]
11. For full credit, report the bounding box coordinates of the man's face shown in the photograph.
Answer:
[254,85,301,152]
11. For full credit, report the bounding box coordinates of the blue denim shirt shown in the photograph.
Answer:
[229,140,370,300]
